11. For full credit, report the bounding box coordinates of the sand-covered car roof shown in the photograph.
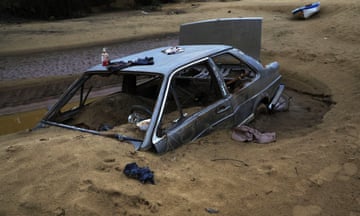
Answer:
[87,45,232,75]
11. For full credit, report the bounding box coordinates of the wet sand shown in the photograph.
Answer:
[0,0,359,215]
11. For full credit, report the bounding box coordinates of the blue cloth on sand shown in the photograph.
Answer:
[123,162,155,184]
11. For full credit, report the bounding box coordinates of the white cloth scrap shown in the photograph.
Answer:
[232,125,276,144]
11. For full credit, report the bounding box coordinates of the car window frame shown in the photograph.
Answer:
[152,57,227,144]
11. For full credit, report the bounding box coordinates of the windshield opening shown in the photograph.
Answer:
[45,71,163,141]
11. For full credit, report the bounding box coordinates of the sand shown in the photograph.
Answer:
[0,0,359,215]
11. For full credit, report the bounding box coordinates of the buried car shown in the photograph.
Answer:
[39,45,284,153]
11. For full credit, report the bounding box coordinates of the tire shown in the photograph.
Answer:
[255,103,269,117]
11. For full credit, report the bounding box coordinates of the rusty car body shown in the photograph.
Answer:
[39,44,284,153]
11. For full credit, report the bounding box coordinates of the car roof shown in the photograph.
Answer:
[87,45,233,75]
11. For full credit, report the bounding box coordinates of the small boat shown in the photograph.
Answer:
[292,2,320,19]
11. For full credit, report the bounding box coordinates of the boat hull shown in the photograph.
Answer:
[292,2,320,19]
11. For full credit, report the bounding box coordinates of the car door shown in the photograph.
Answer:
[159,59,233,150]
[212,52,260,125]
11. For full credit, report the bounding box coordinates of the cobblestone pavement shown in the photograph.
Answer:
[0,34,178,80]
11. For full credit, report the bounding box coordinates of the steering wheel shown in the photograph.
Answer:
[128,105,153,124]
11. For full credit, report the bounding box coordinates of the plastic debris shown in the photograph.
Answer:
[162,46,184,55]
[205,208,219,214]
[101,48,110,66]
[136,119,151,131]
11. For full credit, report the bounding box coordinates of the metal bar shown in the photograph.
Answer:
[41,120,143,149]
[268,84,285,110]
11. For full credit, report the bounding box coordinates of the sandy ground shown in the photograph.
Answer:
[0,0,360,215]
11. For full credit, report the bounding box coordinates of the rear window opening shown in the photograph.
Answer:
[212,53,258,93]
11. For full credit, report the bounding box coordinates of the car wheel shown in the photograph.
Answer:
[128,105,153,123]
[255,103,269,117]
